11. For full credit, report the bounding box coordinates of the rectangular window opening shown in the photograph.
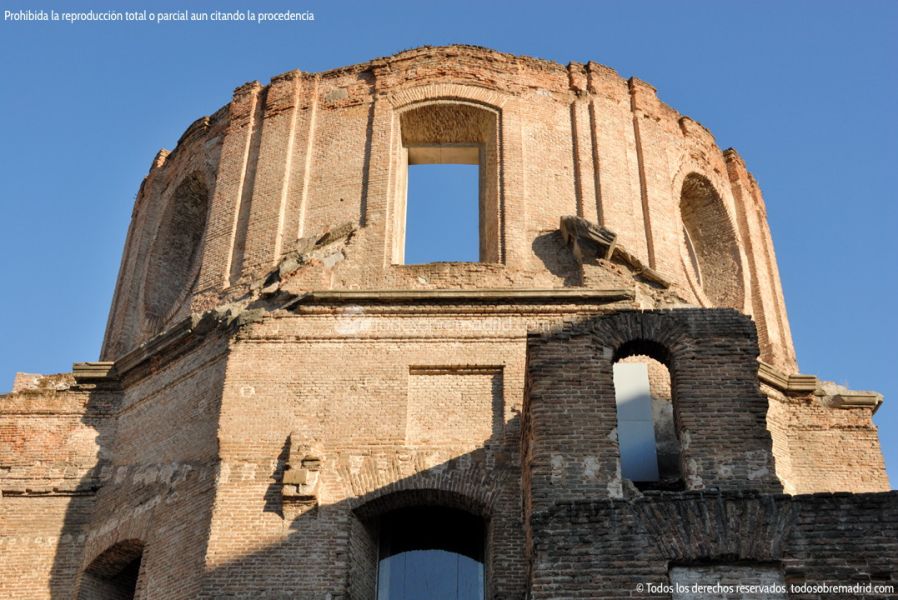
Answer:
[401,145,481,265]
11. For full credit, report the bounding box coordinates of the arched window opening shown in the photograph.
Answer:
[612,343,682,490]
[679,173,744,309]
[395,102,500,265]
[377,506,485,600]
[77,540,144,600]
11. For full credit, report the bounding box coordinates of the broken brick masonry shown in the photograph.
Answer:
[1,46,895,599]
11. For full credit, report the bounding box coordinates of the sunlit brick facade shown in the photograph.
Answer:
[1,46,894,599]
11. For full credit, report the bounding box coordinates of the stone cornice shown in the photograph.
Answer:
[819,390,883,412]
[758,360,884,413]
[72,361,118,383]
[757,360,817,393]
[97,288,633,382]
[305,288,634,303]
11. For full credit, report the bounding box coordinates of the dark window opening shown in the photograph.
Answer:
[405,161,480,264]
[377,506,485,600]
[77,540,143,600]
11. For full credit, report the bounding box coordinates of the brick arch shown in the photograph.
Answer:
[631,493,798,562]
[590,311,691,489]
[79,508,156,576]
[345,461,503,519]
[81,539,144,579]
[352,487,493,520]
[524,309,781,507]
[595,310,778,492]
[671,156,733,209]
[335,449,505,508]
[348,478,498,599]
[589,310,692,365]
[388,82,509,111]
[398,100,499,146]
[77,539,144,600]
[615,339,671,365]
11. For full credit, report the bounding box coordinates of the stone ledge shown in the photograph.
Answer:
[113,316,197,377]
[758,360,817,393]
[759,361,884,413]
[822,391,883,411]
[72,362,117,383]
[306,288,634,303]
[1,485,99,497]
[409,365,503,375]
[107,288,632,383]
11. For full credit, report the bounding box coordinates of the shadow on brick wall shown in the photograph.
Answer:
[47,336,230,599]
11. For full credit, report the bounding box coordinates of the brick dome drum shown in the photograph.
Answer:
[102,46,794,371]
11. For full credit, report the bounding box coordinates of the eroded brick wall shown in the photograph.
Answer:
[100,46,797,375]
[3,46,893,600]
[0,381,112,600]
[198,308,539,598]
[529,492,898,600]
[3,305,893,598]
[72,336,230,600]
[524,309,782,520]
[766,387,890,494]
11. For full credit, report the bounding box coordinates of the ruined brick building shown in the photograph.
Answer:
[1,46,896,599]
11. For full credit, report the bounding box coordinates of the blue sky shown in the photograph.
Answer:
[1,0,896,486]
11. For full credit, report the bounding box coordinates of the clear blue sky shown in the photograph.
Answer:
[1,0,896,487]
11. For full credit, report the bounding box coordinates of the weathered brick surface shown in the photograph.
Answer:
[766,385,890,494]
[529,492,898,599]
[100,45,796,372]
[1,46,894,599]
[524,309,782,518]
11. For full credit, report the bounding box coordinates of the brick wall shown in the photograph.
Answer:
[0,380,111,600]
[100,46,797,375]
[2,304,894,598]
[766,386,890,494]
[2,46,893,600]
[529,492,898,599]
[524,308,782,521]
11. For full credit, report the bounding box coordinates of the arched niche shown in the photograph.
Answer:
[142,173,210,332]
[679,173,745,309]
